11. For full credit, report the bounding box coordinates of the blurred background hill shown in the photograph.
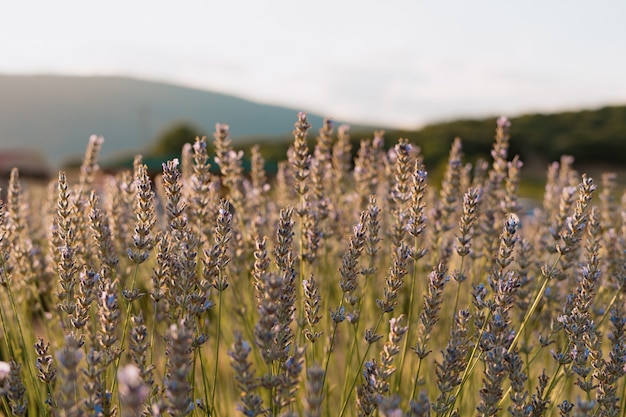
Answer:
[0,74,624,188]
[0,74,344,167]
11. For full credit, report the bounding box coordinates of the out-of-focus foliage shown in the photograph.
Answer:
[131,105,625,180]
[247,106,626,178]
[152,122,208,156]
[382,105,626,166]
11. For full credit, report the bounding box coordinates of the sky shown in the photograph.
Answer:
[2,0,626,128]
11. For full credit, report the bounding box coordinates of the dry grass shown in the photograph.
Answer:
[0,114,625,417]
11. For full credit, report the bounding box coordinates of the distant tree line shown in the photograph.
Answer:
[141,105,626,177]
[385,105,626,168]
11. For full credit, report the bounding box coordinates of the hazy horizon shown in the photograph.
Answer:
[0,72,624,170]
[0,74,338,168]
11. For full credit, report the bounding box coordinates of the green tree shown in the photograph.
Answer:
[152,122,206,156]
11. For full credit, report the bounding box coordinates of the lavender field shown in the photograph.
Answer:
[0,113,624,417]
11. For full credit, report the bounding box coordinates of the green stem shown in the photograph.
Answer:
[297,194,306,347]
[5,284,43,412]
[410,357,423,402]
[210,289,223,417]
[2,396,11,416]
[149,300,159,365]
[0,289,15,359]
[395,236,421,394]
[339,256,377,404]
[339,323,360,405]
[543,362,565,415]
[338,313,384,417]
[445,308,493,417]
[508,256,561,354]
[110,262,140,396]
[452,255,467,322]
[597,281,624,328]
[322,299,344,396]
[0,256,17,360]
[198,344,211,415]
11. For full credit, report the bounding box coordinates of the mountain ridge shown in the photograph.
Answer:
[0,74,354,167]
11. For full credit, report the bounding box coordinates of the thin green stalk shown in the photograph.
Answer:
[543,363,565,415]
[111,262,140,395]
[5,284,43,412]
[524,340,532,395]
[102,359,110,417]
[452,255,468,322]
[0,291,15,359]
[445,307,493,417]
[194,306,211,412]
[149,300,159,364]
[338,312,384,417]
[322,299,344,395]
[269,361,279,417]
[596,281,624,328]
[197,347,211,415]
[191,348,197,415]
[339,256,377,404]
[0,256,17,360]
[395,237,421,394]
[297,195,306,347]
[498,331,535,409]
[2,396,11,417]
[497,350,568,411]
[42,374,55,417]
[210,288,223,417]
[410,356,424,401]
[501,328,556,408]
[229,278,264,366]
[339,323,360,402]
[508,256,561,354]
[493,258,566,413]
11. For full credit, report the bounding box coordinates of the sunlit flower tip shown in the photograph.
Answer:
[89,134,104,145]
[298,111,307,121]
[415,169,428,180]
[193,140,207,152]
[227,149,243,159]
[506,213,520,229]
[496,116,511,129]
[389,316,401,328]
[0,361,9,381]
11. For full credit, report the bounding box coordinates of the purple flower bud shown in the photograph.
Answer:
[497,116,511,130]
